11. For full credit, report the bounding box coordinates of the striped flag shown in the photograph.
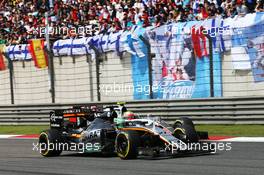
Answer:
[28,39,48,69]
[0,45,6,71]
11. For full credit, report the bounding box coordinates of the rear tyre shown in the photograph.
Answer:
[173,125,199,143]
[173,117,194,129]
[115,131,139,159]
[39,129,63,157]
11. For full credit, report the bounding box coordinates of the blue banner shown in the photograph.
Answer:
[144,20,223,99]
[130,28,150,99]
[230,13,264,82]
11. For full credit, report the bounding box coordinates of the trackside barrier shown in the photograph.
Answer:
[0,96,264,125]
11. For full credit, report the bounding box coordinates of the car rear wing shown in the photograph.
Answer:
[49,105,104,128]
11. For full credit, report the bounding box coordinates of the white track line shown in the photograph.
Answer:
[220,137,264,142]
[1,135,264,142]
[0,135,21,139]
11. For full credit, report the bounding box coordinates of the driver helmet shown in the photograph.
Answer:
[90,105,98,112]
[123,111,136,120]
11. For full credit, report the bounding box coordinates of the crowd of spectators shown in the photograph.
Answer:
[0,0,263,45]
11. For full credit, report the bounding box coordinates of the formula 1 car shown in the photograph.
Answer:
[39,103,213,159]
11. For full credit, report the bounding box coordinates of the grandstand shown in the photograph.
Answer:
[0,0,263,127]
[0,0,263,105]
[0,0,263,45]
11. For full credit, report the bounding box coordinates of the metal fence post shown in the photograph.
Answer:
[89,44,101,101]
[4,53,14,104]
[47,49,56,103]
[205,34,214,97]
[45,12,56,103]
[95,55,101,101]
[139,35,153,99]
[86,55,94,102]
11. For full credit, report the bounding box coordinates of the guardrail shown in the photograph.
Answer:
[0,96,264,125]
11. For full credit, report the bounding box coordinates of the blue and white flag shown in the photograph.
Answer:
[208,17,231,52]
[53,37,91,57]
[108,31,122,54]
[119,31,135,55]
[130,26,145,58]
[70,37,90,56]
[6,44,31,60]
[53,39,73,56]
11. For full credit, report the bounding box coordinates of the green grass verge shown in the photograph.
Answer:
[196,125,264,137]
[0,125,264,136]
[0,125,49,135]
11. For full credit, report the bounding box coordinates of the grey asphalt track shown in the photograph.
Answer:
[0,139,263,175]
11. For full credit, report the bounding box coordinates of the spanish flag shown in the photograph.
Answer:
[0,45,6,71]
[28,39,48,69]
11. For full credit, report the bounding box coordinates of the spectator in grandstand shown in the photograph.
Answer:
[215,7,225,18]
[255,0,264,12]
[133,0,145,13]
[221,0,233,13]
[236,0,249,16]
[225,2,238,17]
[0,0,261,45]
[196,4,209,20]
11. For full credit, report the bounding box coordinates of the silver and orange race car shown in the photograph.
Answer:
[39,103,213,159]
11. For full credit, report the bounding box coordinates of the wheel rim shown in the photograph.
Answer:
[39,133,49,155]
[173,128,186,141]
[116,134,129,156]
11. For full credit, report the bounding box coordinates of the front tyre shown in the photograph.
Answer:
[39,129,63,157]
[115,131,139,159]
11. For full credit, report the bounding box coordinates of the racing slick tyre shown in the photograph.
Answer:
[173,117,194,129]
[173,125,199,143]
[39,129,63,157]
[115,131,139,159]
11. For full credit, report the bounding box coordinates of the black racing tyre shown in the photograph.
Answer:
[39,129,63,157]
[173,125,199,143]
[115,131,139,159]
[173,117,194,129]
